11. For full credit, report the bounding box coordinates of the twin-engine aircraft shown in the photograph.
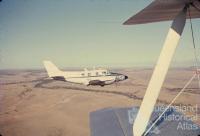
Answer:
[43,61,128,87]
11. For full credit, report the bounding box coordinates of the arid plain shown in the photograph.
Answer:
[0,68,199,136]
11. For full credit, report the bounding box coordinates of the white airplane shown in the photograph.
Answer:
[43,61,128,86]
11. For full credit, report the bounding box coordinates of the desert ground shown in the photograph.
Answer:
[0,68,199,136]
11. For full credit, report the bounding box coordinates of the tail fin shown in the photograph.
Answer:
[43,61,63,77]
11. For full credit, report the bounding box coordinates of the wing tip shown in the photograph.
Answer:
[123,21,132,25]
[123,18,137,25]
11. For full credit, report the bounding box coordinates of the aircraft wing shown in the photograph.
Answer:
[123,0,200,25]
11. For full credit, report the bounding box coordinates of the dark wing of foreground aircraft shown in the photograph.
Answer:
[124,0,200,25]
[90,0,200,136]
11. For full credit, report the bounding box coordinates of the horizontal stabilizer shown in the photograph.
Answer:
[124,0,200,25]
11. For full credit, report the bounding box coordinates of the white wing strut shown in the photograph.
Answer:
[133,7,187,136]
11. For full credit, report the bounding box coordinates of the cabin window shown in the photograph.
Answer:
[88,73,91,77]
[102,72,106,75]
[81,73,85,76]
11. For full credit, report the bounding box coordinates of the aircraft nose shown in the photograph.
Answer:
[116,75,128,81]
